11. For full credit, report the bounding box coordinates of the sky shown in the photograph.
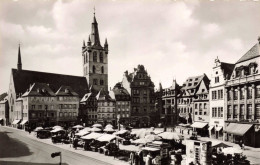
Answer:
[0,0,260,94]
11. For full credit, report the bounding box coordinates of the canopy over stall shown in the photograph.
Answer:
[224,123,253,136]
[12,119,21,125]
[158,132,184,140]
[191,122,208,129]
[81,133,103,140]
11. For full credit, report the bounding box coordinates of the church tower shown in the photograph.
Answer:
[82,11,109,93]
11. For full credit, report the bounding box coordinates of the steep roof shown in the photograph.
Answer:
[56,85,79,96]
[12,69,88,98]
[236,43,260,64]
[220,62,235,80]
[181,74,204,90]
[22,82,56,97]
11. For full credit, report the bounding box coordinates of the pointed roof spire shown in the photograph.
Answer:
[82,40,86,47]
[17,43,22,71]
[105,38,108,45]
[159,82,163,91]
[90,7,101,46]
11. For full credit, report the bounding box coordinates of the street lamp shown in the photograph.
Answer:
[51,152,62,165]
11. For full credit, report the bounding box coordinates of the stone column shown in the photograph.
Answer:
[231,87,234,120]
[252,84,255,120]
[244,85,248,120]
[237,86,240,121]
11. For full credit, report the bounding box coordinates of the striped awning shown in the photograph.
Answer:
[191,122,208,129]
[224,123,253,136]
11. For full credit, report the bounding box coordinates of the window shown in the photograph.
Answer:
[227,106,232,119]
[228,90,232,100]
[247,104,252,119]
[234,105,238,119]
[212,91,217,100]
[93,65,96,73]
[93,51,97,62]
[218,90,223,99]
[85,54,88,63]
[195,104,197,109]
[32,105,35,110]
[204,111,207,115]
[247,88,252,99]
[204,103,207,109]
[51,113,54,117]
[234,90,238,100]
[240,105,245,119]
[256,104,260,119]
[93,79,98,85]
[256,87,260,98]
[74,112,77,116]
[215,77,219,83]
[100,52,103,63]
[38,105,42,110]
[101,66,104,74]
[241,88,245,99]
[100,79,104,85]
[59,112,63,117]
[64,112,67,117]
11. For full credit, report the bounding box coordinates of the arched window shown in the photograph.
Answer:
[101,66,104,74]
[100,79,104,85]
[93,65,96,73]
[93,51,97,62]
[100,52,103,63]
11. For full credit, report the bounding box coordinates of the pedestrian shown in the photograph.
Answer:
[138,150,144,165]
[28,127,31,134]
[130,151,135,165]
[73,137,78,150]
[242,143,245,150]
[145,152,152,165]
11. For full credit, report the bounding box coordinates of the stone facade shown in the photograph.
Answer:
[224,38,260,147]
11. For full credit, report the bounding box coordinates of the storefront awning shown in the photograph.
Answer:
[208,126,214,131]
[216,126,223,132]
[191,122,208,129]
[12,119,21,124]
[20,120,28,125]
[0,118,3,121]
[224,123,253,136]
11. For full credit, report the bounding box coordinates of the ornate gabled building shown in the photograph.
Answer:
[224,37,260,147]
[162,79,180,126]
[122,65,156,127]
[177,74,210,136]
[209,57,234,140]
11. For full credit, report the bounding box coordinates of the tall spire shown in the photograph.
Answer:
[90,7,101,46]
[82,40,86,48]
[17,43,22,71]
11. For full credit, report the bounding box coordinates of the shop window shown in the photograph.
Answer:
[256,104,260,119]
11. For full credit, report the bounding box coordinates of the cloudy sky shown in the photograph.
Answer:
[0,0,260,94]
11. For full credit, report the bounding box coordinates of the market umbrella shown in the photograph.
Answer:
[158,132,184,140]
[53,125,63,129]
[104,127,115,132]
[75,130,90,136]
[82,127,92,132]
[73,125,84,129]
[81,133,103,140]
[222,147,243,155]
[92,123,102,128]
[105,124,113,128]
[90,127,102,132]
[132,138,152,145]
[34,127,43,132]
[50,128,64,133]
[144,134,162,141]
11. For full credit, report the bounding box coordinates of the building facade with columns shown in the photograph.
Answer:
[209,58,234,140]
[224,38,260,147]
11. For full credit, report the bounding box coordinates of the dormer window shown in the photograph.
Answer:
[188,83,192,87]
[65,88,70,94]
